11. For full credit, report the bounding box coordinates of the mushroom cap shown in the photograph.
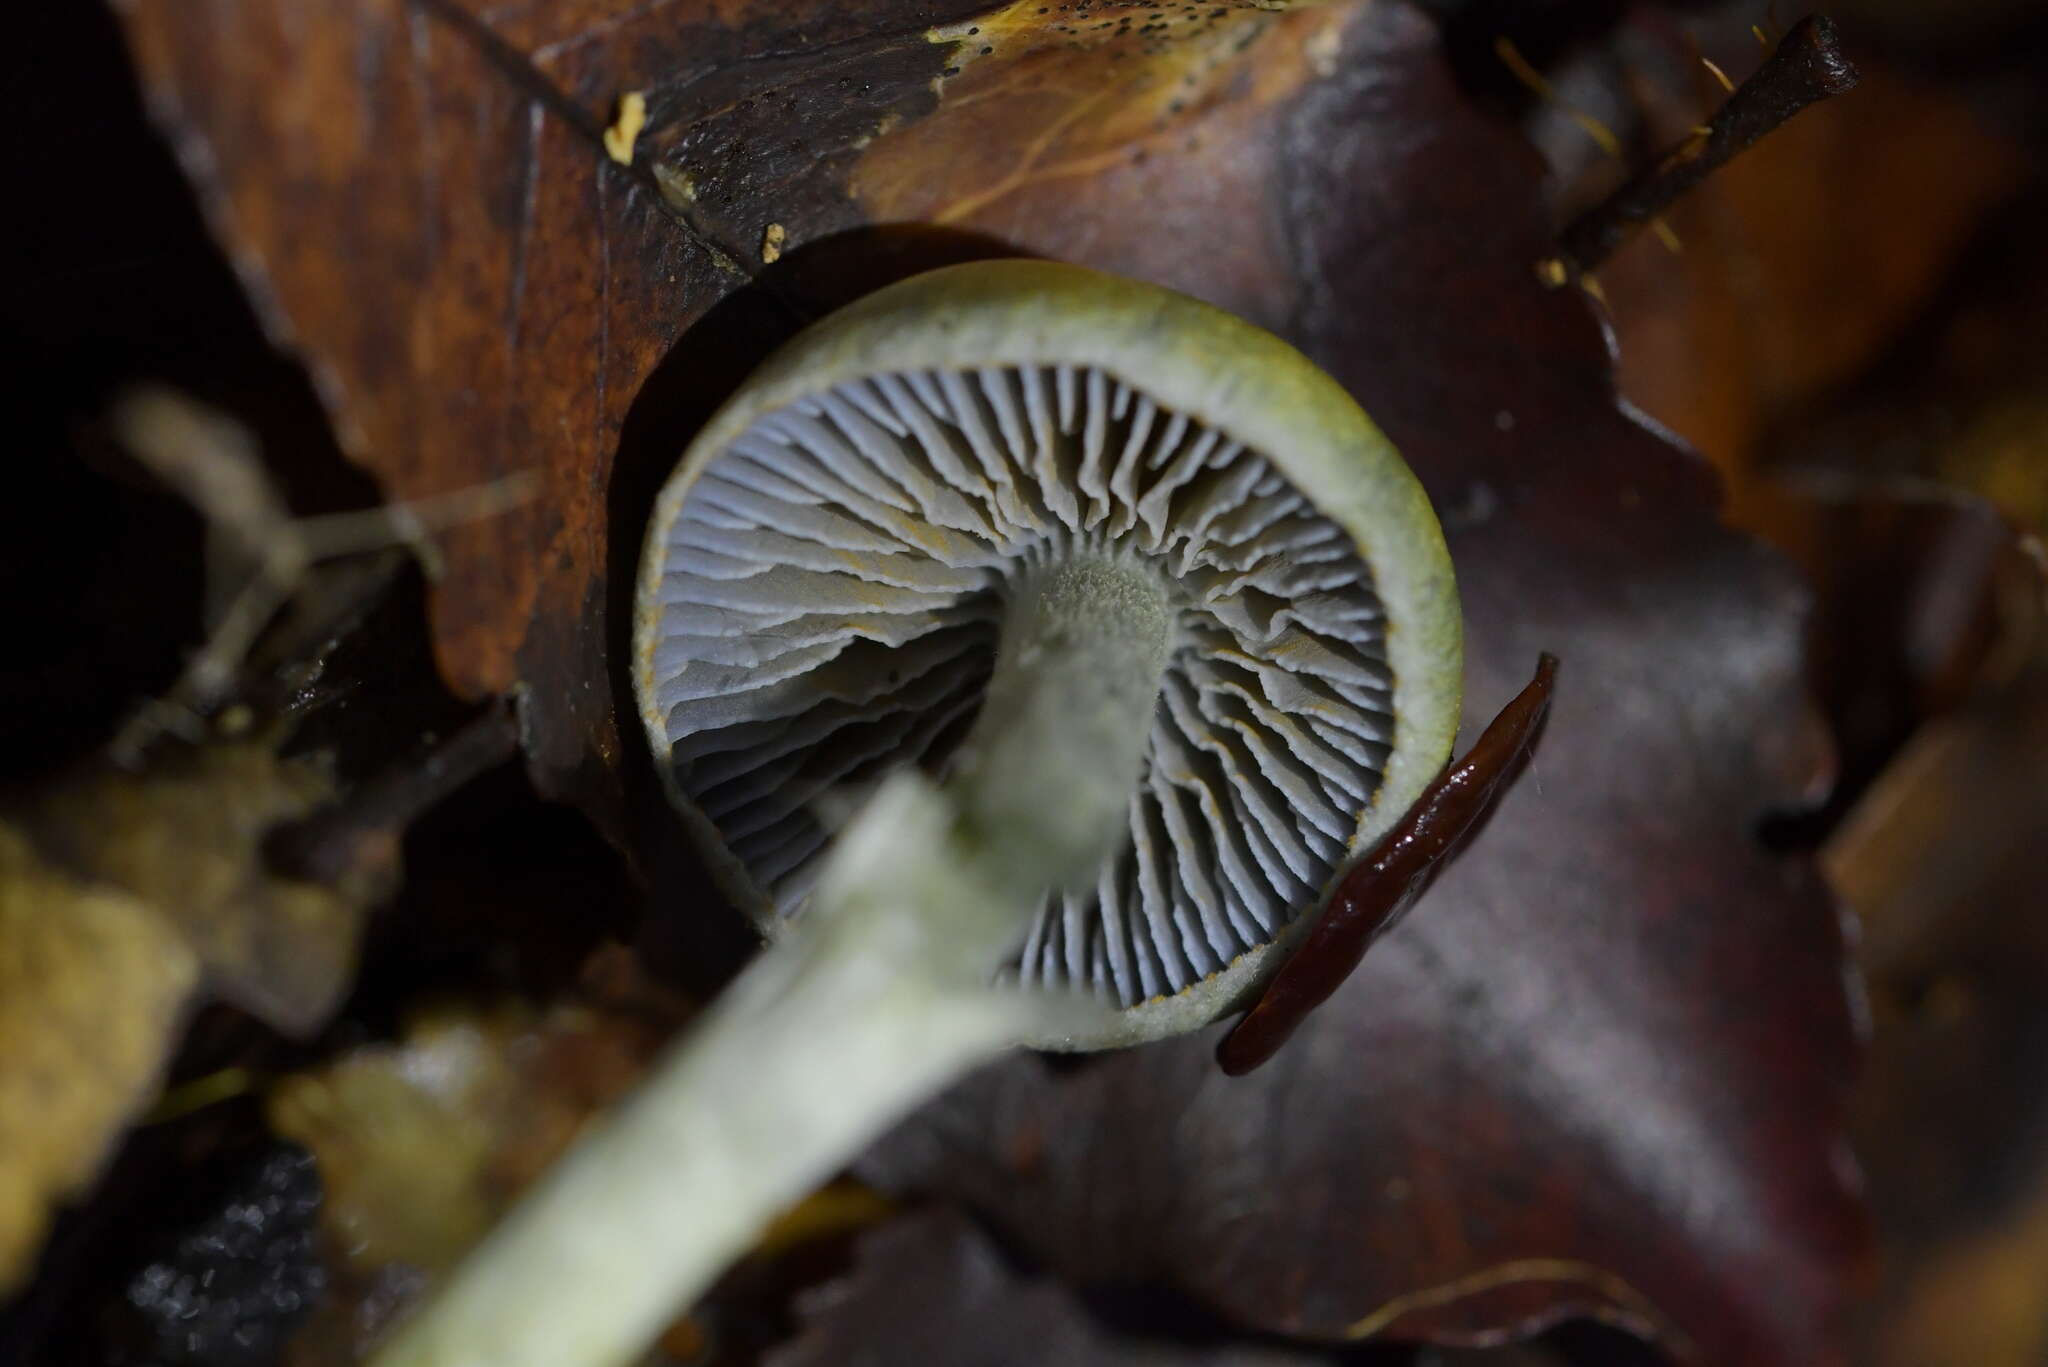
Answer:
[633,260,1461,1049]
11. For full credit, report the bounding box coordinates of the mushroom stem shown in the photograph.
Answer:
[370,554,1176,1367]
[951,553,1177,891]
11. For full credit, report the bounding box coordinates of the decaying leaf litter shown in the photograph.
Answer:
[0,0,2039,1360]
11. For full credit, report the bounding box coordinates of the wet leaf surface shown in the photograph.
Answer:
[859,7,1868,1363]
[110,0,1872,1360]
[766,1207,1348,1367]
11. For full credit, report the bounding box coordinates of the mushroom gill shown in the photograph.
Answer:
[643,362,1395,1010]
[384,263,1457,1367]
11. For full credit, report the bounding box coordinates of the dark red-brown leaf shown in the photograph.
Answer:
[1218,653,1558,1076]
[767,1208,1345,1367]
[858,7,1868,1363]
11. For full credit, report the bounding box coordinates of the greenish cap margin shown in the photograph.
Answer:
[633,259,1462,1050]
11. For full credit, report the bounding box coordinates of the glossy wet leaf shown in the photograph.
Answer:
[767,1208,1343,1367]
[858,7,1868,1363]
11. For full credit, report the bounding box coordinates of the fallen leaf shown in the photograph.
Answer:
[1719,169,2048,1363]
[850,2,1342,327]
[767,1207,1344,1367]
[1753,187,2048,537]
[110,0,988,841]
[858,7,1868,1364]
[1744,476,2046,825]
[1557,21,2026,506]
[110,0,1353,843]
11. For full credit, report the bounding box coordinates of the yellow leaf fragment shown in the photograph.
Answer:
[269,947,691,1278]
[0,826,200,1291]
[270,1009,524,1271]
[856,1,1336,226]
[33,742,361,1036]
[604,91,647,165]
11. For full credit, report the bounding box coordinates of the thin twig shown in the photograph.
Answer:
[107,387,536,764]
[265,699,522,887]
[1553,14,1860,277]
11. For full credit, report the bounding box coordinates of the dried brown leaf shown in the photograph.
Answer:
[27,742,363,1035]
[1591,50,2023,502]
[110,0,1352,842]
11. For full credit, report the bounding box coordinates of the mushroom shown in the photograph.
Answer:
[375,261,1504,1367]
[636,259,1464,1045]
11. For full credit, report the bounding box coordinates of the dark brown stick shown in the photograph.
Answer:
[266,699,521,887]
[1555,14,1860,276]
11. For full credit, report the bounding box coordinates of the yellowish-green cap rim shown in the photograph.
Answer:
[632,259,1462,1050]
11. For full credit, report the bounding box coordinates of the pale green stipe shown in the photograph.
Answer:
[951,555,1177,892]
[376,262,1461,1367]
[373,538,1170,1367]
